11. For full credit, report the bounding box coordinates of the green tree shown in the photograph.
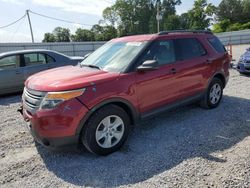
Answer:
[178,13,191,29]
[71,28,94,41]
[163,14,181,30]
[52,27,71,42]
[91,24,117,41]
[161,0,181,30]
[242,0,250,22]
[212,19,231,33]
[187,0,216,30]
[42,33,56,42]
[103,6,118,26]
[216,0,243,23]
[102,25,117,40]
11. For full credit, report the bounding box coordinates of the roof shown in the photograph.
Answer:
[111,34,157,42]
[111,30,213,42]
[0,49,64,57]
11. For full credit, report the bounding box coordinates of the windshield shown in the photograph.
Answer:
[80,41,148,72]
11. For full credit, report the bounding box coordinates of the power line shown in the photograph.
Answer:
[0,14,26,29]
[29,10,94,27]
[11,14,26,42]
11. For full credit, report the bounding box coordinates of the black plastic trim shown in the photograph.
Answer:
[141,92,204,119]
[75,98,140,136]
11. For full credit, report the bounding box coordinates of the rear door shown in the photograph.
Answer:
[173,37,211,99]
[22,53,50,80]
[0,55,24,93]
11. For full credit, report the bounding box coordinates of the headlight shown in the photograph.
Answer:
[40,88,86,110]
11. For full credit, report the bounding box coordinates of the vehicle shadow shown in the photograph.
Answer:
[0,93,22,106]
[36,95,250,187]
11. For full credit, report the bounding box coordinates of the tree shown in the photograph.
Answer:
[91,24,117,41]
[178,13,191,30]
[42,33,56,42]
[242,0,250,22]
[102,25,117,40]
[103,6,118,26]
[217,0,243,23]
[102,0,182,35]
[163,14,181,30]
[52,27,71,42]
[187,0,216,30]
[212,19,231,33]
[71,28,94,41]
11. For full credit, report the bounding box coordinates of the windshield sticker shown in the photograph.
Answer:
[126,42,142,46]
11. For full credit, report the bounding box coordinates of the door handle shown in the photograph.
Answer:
[204,59,213,64]
[170,68,176,74]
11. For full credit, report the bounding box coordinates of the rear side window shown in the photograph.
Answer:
[24,53,46,66]
[208,37,226,53]
[175,38,206,61]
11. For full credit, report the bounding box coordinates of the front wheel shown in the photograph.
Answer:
[81,105,130,155]
[200,78,223,109]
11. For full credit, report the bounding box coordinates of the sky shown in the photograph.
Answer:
[0,0,221,43]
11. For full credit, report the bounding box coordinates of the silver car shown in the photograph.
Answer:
[237,47,250,74]
[0,49,84,95]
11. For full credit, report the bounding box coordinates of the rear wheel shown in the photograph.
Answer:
[200,78,223,109]
[81,105,130,155]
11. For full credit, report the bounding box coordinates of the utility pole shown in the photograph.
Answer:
[26,10,34,43]
[156,0,162,32]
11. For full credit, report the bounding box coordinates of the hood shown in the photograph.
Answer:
[25,65,119,92]
[242,53,250,60]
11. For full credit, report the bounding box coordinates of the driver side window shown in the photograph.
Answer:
[141,40,176,66]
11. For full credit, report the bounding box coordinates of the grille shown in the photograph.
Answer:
[22,87,46,114]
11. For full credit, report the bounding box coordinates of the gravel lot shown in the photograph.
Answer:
[0,69,249,188]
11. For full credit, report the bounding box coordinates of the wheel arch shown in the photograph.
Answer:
[213,73,226,88]
[206,71,226,90]
[76,98,139,136]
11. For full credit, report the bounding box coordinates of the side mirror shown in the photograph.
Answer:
[137,60,159,72]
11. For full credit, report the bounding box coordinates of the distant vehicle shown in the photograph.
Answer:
[0,49,84,95]
[19,30,230,155]
[237,47,250,74]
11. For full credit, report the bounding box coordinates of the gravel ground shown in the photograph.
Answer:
[0,69,249,188]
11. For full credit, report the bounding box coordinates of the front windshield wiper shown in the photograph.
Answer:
[80,64,101,70]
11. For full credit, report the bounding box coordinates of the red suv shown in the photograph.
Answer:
[19,30,230,155]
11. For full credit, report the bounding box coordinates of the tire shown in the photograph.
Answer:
[81,104,130,155]
[200,78,223,109]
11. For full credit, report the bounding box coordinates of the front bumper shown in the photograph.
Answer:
[19,98,89,148]
[237,63,250,73]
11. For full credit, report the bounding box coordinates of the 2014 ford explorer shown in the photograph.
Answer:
[19,30,230,155]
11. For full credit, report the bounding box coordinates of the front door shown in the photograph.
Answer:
[135,39,180,114]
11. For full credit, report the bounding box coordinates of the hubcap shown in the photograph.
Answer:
[209,83,222,105]
[95,115,124,148]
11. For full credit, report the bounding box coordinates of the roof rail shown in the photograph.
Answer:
[158,30,213,35]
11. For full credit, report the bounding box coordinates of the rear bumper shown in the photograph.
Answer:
[19,98,89,148]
